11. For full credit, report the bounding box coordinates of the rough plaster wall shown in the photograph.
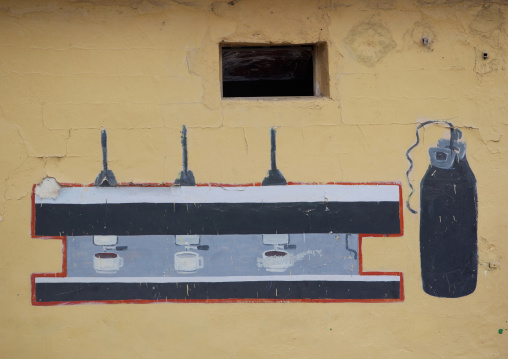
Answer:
[0,0,507,358]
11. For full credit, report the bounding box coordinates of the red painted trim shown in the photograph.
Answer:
[31,184,36,238]
[399,272,405,301]
[31,181,404,305]
[398,184,404,237]
[32,297,404,306]
[357,234,404,302]
[358,236,363,274]
[286,181,402,186]
[31,237,67,306]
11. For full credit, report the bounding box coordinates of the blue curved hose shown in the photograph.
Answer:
[405,120,455,214]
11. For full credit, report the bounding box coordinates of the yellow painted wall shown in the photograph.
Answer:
[0,0,507,357]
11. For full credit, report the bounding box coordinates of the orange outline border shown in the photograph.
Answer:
[31,181,404,305]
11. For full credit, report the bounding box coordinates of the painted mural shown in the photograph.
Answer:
[31,127,404,305]
[406,121,478,298]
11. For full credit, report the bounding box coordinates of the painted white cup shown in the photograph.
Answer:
[93,252,124,273]
[262,250,293,272]
[174,251,204,273]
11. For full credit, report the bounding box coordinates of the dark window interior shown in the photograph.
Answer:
[222,45,315,98]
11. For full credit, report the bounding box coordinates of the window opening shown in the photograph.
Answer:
[221,44,327,98]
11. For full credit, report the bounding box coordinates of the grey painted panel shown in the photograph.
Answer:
[67,234,359,278]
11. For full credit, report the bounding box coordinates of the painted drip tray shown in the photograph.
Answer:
[33,275,402,304]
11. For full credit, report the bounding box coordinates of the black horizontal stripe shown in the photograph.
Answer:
[34,201,400,236]
[35,280,400,302]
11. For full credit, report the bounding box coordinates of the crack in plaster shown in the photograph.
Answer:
[242,127,249,153]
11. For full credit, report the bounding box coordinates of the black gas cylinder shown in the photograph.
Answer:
[419,134,478,298]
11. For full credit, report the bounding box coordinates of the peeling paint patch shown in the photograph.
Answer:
[34,177,61,199]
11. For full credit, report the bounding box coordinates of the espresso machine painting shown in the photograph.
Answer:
[31,127,404,305]
[406,121,478,298]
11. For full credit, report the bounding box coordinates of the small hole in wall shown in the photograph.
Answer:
[220,44,329,98]
[422,38,429,45]
[483,52,488,60]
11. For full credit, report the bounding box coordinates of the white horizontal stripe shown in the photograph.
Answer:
[35,185,400,205]
[36,274,400,284]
